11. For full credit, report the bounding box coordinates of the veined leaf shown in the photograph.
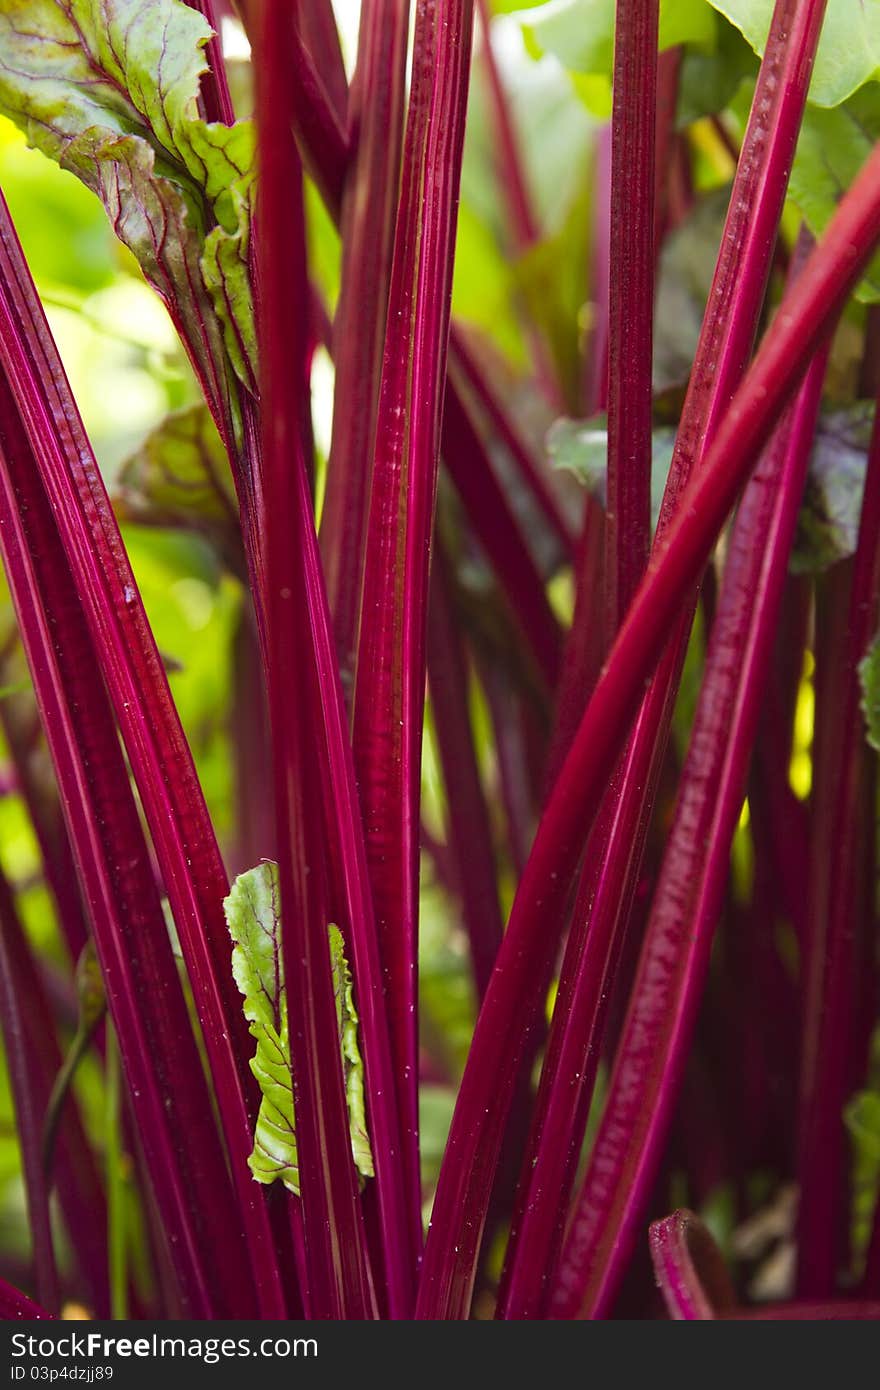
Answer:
[708,0,880,107]
[0,0,257,419]
[789,90,880,304]
[225,862,374,1196]
[114,404,239,547]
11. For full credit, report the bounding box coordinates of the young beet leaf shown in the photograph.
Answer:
[225,861,374,1195]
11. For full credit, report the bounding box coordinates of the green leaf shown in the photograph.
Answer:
[859,637,880,754]
[846,1088,880,1272]
[707,0,880,107]
[113,405,239,545]
[792,403,875,575]
[516,0,715,74]
[789,90,880,304]
[225,862,373,1196]
[547,414,676,529]
[677,16,755,126]
[0,0,256,413]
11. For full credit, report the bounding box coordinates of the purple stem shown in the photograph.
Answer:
[427,544,504,999]
[796,386,880,1298]
[448,329,577,562]
[605,0,658,641]
[257,0,382,1318]
[0,381,250,1319]
[0,868,59,1312]
[649,1211,738,1320]
[550,334,830,1321]
[414,130,880,1320]
[352,0,475,1261]
[300,0,350,125]
[319,0,410,697]
[0,193,287,1318]
[441,384,563,691]
[0,864,107,1315]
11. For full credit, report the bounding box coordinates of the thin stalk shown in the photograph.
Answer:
[352,0,475,1263]
[441,384,563,691]
[497,0,828,1314]
[319,0,410,695]
[0,868,107,1314]
[0,866,59,1312]
[796,387,880,1298]
[549,337,830,1321]
[605,0,658,641]
[415,136,880,1320]
[448,328,577,560]
[0,193,287,1319]
[256,0,377,1318]
[427,544,504,999]
[649,1211,738,1320]
[104,1031,127,1321]
[300,0,349,124]
[0,381,250,1319]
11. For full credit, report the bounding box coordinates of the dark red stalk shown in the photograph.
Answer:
[0,194,287,1318]
[0,696,88,961]
[300,1,349,124]
[0,869,59,1312]
[550,336,830,1320]
[319,0,410,695]
[352,0,475,1259]
[796,390,880,1298]
[0,1279,51,1320]
[605,0,658,641]
[0,384,251,1320]
[288,21,350,221]
[480,664,535,877]
[441,385,563,691]
[415,135,880,1320]
[427,545,504,999]
[649,1211,738,1320]
[251,0,383,1317]
[448,329,577,561]
[185,0,236,124]
[497,1,826,1316]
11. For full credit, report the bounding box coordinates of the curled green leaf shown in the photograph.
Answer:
[224,862,373,1196]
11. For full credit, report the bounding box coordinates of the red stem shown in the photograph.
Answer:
[427,545,505,999]
[550,332,830,1322]
[415,131,880,1321]
[256,0,375,1319]
[319,0,410,696]
[649,1211,738,1320]
[605,0,658,641]
[796,387,880,1298]
[352,0,475,1263]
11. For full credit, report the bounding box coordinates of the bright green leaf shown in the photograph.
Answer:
[225,861,373,1196]
[547,414,675,529]
[0,1,257,411]
[789,90,880,303]
[516,0,715,74]
[859,637,880,754]
[114,404,239,543]
[707,0,880,107]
